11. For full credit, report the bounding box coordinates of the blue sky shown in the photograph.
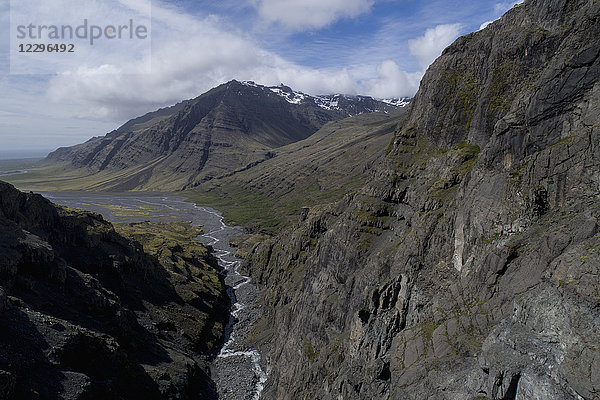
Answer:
[0,0,522,156]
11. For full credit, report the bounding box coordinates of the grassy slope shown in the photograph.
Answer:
[3,158,190,192]
[184,112,403,232]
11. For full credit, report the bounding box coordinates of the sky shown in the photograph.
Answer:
[0,0,523,157]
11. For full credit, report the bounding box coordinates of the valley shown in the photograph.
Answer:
[1,75,409,400]
[1,0,600,398]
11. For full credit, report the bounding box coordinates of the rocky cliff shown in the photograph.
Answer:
[244,0,600,398]
[0,181,227,399]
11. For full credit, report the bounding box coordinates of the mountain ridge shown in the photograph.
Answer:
[10,80,408,192]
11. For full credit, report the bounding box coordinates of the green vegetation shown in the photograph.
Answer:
[184,184,281,232]
[420,321,442,348]
[439,67,481,132]
[185,180,352,233]
[184,114,399,232]
[92,203,162,218]
[508,161,529,184]
[544,135,575,152]
[115,220,227,353]
[452,141,481,175]
[391,127,437,170]
[116,221,222,297]
[483,231,502,244]
[430,142,480,204]
[303,338,319,362]
[487,61,518,115]
[231,233,272,259]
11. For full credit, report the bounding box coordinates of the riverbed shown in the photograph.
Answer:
[0,169,29,177]
[39,192,266,399]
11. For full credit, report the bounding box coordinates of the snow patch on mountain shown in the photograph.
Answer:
[381,98,411,107]
[240,81,259,88]
[313,95,341,110]
[240,80,412,111]
[268,87,305,105]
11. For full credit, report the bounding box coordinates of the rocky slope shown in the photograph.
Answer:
[11,81,405,192]
[0,181,228,399]
[243,0,600,398]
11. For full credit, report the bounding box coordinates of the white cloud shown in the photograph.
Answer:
[254,0,373,31]
[44,0,411,121]
[364,60,421,99]
[0,75,117,152]
[45,7,364,120]
[9,0,152,74]
[475,0,523,35]
[408,23,462,69]
[494,0,524,14]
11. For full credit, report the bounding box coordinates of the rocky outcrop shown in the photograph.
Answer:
[0,181,228,399]
[244,0,600,398]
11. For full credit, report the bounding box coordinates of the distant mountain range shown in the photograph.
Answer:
[39,80,409,191]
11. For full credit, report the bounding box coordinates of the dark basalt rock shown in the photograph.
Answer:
[244,0,600,399]
[0,181,227,400]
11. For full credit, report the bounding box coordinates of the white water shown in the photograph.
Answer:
[197,206,267,400]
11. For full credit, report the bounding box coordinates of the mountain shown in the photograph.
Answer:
[14,81,407,192]
[0,181,227,399]
[4,0,598,398]
[230,0,600,399]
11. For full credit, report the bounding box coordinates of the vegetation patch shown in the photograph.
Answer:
[185,185,281,232]
[487,61,518,115]
[304,338,319,362]
[116,221,223,297]
[186,177,360,233]
[438,67,481,132]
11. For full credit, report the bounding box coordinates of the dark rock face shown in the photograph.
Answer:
[46,81,402,191]
[0,181,228,399]
[245,0,600,399]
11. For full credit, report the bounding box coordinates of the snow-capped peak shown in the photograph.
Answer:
[240,80,259,88]
[268,86,306,105]
[238,80,412,111]
[380,97,412,107]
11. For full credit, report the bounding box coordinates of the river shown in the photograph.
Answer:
[39,192,266,400]
[0,169,29,177]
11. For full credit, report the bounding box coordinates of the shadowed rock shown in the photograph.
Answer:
[0,181,228,399]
